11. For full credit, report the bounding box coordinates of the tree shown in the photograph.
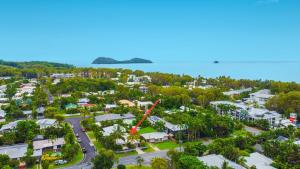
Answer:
[167,149,182,169]
[61,143,80,161]
[177,155,208,169]
[92,149,117,169]
[55,114,65,123]
[15,120,40,142]
[136,156,144,166]
[184,142,207,156]
[42,160,50,169]
[221,161,234,169]
[0,154,10,168]
[151,157,168,169]
[117,164,126,169]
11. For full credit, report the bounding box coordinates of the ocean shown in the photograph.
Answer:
[73,60,300,83]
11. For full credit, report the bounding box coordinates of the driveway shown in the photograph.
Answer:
[65,117,96,164]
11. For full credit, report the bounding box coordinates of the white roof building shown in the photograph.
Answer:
[95,113,135,122]
[245,152,275,169]
[0,120,22,132]
[223,88,252,96]
[141,132,168,140]
[36,119,57,129]
[0,144,30,159]
[105,104,118,109]
[137,101,153,108]
[197,154,245,169]
[33,138,65,150]
[102,124,126,136]
[249,89,274,106]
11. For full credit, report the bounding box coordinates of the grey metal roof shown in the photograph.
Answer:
[95,113,135,122]
[245,152,275,169]
[197,154,245,169]
[0,144,28,159]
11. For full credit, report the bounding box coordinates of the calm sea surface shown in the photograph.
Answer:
[73,60,300,82]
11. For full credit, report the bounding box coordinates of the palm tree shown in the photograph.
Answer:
[136,156,144,166]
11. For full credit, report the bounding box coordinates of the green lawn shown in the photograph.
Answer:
[116,150,138,158]
[143,144,155,153]
[86,131,103,151]
[138,127,157,134]
[126,165,152,169]
[155,141,179,150]
[114,165,151,169]
[49,149,84,169]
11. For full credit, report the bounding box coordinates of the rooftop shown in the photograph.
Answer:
[245,152,275,169]
[33,138,65,150]
[0,144,28,159]
[95,113,135,122]
[141,132,168,140]
[197,154,245,169]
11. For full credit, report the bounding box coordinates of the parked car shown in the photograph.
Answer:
[78,138,81,143]
[55,160,67,165]
[81,128,86,132]
[76,133,79,137]
[82,147,87,153]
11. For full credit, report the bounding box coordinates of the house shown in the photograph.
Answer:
[78,98,90,105]
[148,116,186,135]
[105,104,118,111]
[0,109,6,122]
[102,90,115,96]
[80,103,96,108]
[197,154,245,169]
[65,103,78,110]
[210,101,283,127]
[33,138,65,154]
[102,124,126,136]
[136,101,153,109]
[102,125,139,147]
[23,110,33,117]
[140,132,169,143]
[36,107,45,116]
[247,108,282,127]
[0,98,9,103]
[294,140,300,145]
[139,86,148,93]
[95,113,135,123]
[223,88,252,96]
[119,100,135,107]
[245,152,275,169]
[279,119,297,128]
[127,75,151,85]
[50,73,74,79]
[248,89,274,107]
[198,85,213,89]
[0,120,22,132]
[36,119,57,129]
[276,136,288,142]
[0,144,41,160]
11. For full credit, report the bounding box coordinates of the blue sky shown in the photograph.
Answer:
[0,0,300,65]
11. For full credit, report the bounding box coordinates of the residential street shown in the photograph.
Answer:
[65,117,96,164]
[116,150,169,167]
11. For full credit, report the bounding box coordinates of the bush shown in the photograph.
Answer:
[117,164,126,169]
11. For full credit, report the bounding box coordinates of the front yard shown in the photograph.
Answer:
[154,141,179,150]
[138,127,157,134]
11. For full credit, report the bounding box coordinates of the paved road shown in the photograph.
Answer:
[116,150,169,167]
[43,88,54,104]
[63,150,170,169]
[65,117,96,164]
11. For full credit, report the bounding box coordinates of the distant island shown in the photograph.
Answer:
[92,57,153,64]
[0,60,74,68]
